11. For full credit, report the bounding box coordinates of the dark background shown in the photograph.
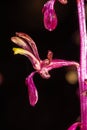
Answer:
[0,0,81,130]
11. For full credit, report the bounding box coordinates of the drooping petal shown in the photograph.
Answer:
[14,32,40,61]
[46,59,79,71]
[42,0,57,31]
[58,0,68,4]
[13,48,41,70]
[68,122,81,130]
[25,72,38,106]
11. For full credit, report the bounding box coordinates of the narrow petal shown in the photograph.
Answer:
[46,59,79,71]
[25,72,38,106]
[13,48,41,70]
[15,32,40,61]
[68,122,81,130]
[11,36,34,53]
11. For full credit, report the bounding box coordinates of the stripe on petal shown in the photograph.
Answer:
[25,72,38,106]
[68,122,81,130]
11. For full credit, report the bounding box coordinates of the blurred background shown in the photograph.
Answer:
[0,0,82,129]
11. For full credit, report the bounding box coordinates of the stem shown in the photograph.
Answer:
[77,0,87,129]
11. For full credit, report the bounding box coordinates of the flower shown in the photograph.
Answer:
[42,0,68,31]
[11,32,79,106]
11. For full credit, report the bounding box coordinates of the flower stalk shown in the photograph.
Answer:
[77,0,87,129]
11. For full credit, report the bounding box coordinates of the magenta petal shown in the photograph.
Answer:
[42,0,57,31]
[68,122,81,130]
[43,9,57,31]
[47,59,79,71]
[25,72,38,106]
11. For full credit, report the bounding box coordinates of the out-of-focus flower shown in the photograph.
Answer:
[11,32,79,106]
[42,0,68,31]
[65,66,78,84]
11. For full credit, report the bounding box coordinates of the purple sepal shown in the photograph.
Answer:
[25,71,38,106]
[47,59,79,71]
[68,122,81,130]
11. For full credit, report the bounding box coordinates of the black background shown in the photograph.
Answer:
[0,0,80,130]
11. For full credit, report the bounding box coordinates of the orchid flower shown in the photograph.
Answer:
[42,0,68,31]
[11,32,79,106]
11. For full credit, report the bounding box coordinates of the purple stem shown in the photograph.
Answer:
[77,0,87,129]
